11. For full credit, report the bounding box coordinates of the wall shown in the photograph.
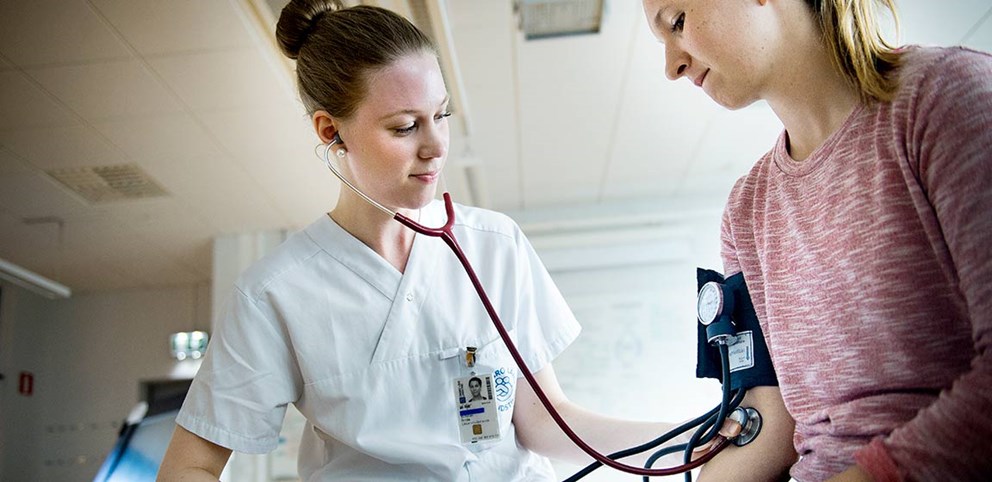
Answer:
[0,283,49,482]
[0,281,210,482]
[535,213,727,481]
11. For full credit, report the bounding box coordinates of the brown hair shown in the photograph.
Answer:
[275,0,438,118]
[807,0,902,103]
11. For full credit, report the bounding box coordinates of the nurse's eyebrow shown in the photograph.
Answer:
[379,95,451,121]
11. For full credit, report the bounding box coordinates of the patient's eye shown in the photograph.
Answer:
[672,12,685,33]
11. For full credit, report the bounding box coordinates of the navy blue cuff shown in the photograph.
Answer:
[695,268,778,390]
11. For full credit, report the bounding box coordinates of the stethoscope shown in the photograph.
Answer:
[318,138,759,480]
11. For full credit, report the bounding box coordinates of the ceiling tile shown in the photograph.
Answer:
[602,28,722,200]
[0,124,128,170]
[0,232,136,294]
[93,114,223,166]
[0,146,33,175]
[94,115,293,232]
[38,200,213,284]
[100,242,202,287]
[149,49,292,112]
[59,217,163,288]
[0,237,70,287]
[114,204,216,278]
[0,71,80,130]
[680,105,782,196]
[239,150,338,228]
[199,104,314,163]
[91,0,255,55]
[0,171,94,219]
[516,2,642,208]
[0,0,131,67]
[199,105,335,226]
[140,153,287,233]
[448,0,519,210]
[98,196,191,226]
[892,1,992,47]
[40,256,137,293]
[963,10,992,51]
[0,210,58,264]
[26,60,184,122]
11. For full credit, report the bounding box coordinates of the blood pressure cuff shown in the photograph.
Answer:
[695,268,778,390]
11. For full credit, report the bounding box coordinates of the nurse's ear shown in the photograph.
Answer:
[312,110,343,147]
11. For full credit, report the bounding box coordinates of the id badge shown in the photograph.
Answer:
[453,374,501,444]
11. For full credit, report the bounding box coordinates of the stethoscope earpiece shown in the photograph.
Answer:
[330,133,346,157]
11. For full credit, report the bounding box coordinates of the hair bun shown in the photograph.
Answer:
[275,0,344,60]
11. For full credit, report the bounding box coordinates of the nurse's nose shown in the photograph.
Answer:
[419,122,448,160]
[665,42,690,81]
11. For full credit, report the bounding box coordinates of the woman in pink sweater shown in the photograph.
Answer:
[641,0,992,481]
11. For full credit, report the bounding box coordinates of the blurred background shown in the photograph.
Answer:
[1,0,989,480]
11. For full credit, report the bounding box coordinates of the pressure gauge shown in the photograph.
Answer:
[697,281,725,326]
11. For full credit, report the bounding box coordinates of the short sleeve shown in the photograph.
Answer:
[510,223,581,375]
[176,286,302,454]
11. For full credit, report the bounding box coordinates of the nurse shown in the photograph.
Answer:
[158,1,711,480]
[640,0,992,481]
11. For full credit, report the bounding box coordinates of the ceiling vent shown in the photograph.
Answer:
[516,0,604,40]
[46,164,169,204]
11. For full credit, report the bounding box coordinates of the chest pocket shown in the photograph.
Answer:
[454,330,520,451]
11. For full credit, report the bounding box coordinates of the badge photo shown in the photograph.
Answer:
[453,374,501,444]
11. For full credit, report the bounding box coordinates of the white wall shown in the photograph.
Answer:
[533,213,727,481]
[0,282,50,482]
[0,281,210,482]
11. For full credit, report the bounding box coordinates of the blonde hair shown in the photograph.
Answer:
[809,0,903,103]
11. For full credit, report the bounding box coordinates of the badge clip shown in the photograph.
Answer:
[465,346,477,368]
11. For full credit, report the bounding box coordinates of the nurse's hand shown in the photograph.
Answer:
[689,417,744,460]
[696,386,797,482]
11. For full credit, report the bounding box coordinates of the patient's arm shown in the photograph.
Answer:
[697,386,798,482]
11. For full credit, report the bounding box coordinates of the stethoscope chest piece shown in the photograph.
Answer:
[729,406,762,447]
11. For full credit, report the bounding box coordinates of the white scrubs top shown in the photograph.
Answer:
[177,199,581,481]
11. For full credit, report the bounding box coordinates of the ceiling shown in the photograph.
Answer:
[1,0,990,294]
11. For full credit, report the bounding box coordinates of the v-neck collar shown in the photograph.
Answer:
[303,200,445,301]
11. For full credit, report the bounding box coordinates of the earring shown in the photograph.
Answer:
[336,148,346,158]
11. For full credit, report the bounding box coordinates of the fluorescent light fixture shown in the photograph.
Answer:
[170,331,209,361]
[0,257,72,299]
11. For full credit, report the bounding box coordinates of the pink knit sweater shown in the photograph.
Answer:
[721,46,992,481]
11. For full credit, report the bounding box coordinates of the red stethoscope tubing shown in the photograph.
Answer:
[395,192,729,476]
